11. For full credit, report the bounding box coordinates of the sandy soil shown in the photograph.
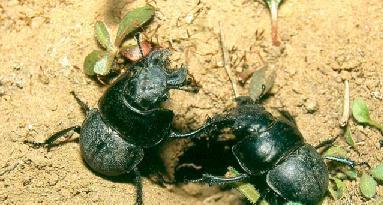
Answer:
[1,0,382,204]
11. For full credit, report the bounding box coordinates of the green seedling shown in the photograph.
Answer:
[360,173,377,199]
[248,65,276,101]
[370,164,383,181]
[325,146,358,201]
[84,4,155,76]
[226,167,304,205]
[227,167,263,204]
[328,177,346,200]
[263,0,283,46]
[352,98,383,132]
[344,124,356,148]
[358,164,383,199]
[324,146,348,158]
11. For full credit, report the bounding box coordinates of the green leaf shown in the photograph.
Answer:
[370,164,383,181]
[335,168,357,180]
[360,173,377,199]
[344,124,355,148]
[227,167,266,205]
[324,146,348,158]
[93,53,114,75]
[352,98,372,124]
[352,98,383,131]
[115,4,155,47]
[328,178,346,200]
[95,21,114,51]
[344,169,358,180]
[83,50,104,76]
[249,66,276,101]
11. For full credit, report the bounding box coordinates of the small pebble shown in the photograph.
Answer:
[304,99,319,113]
[0,87,5,96]
[15,79,25,89]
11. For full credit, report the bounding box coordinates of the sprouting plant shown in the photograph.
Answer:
[226,167,262,204]
[324,146,357,201]
[262,0,283,46]
[352,98,383,132]
[360,173,376,199]
[359,163,383,199]
[84,4,155,76]
[226,167,304,205]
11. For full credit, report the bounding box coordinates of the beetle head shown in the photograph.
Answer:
[127,50,190,110]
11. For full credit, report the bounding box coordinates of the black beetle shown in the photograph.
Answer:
[191,96,354,205]
[27,50,214,205]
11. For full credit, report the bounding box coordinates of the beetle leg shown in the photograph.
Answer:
[132,167,143,205]
[190,173,249,185]
[277,110,297,125]
[134,33,144,58]
[168,117,217,139]
[167,85,199,93]
[234,96,256,105]
[323,156,356,168]
[166,67,188,87]
[314,135,339,150]
[24,125,81,151]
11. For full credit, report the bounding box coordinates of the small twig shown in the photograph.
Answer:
[0,161,20,176]
[238,51,266,84]
[218,22,239,98]
[339,80,350,127]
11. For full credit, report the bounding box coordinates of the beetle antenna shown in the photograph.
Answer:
[71,91,90,114]
[134,33,144,58]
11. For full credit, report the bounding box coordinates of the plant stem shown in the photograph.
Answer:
[339,80,350,127]
[219,22,239,98]
[369,120,383,132]
[270,0,280,46]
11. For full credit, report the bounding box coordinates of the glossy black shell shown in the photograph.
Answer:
[212,98,329,204]
[80,109,144,176]
[79,50,190,176]
[266,144,328,204]
[98,50,188,147]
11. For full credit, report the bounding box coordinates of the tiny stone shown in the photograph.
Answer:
[15,79,25,89]
[13,63,23,71]
[335,76,342,83]
[185,13,193,24]
[31,17,45,29]
[0,87,5,96]
[304,99,319,113]
[216,60,224,67]
[26,124,33,130]
[371,91,383,100]
[280,32,291,42]
[60,56,71,69]
[38,74,50,84]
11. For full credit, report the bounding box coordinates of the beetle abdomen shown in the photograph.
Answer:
[266,144,329,204]
[80,109,144,176]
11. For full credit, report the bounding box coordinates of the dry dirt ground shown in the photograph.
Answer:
[1,0,383,204]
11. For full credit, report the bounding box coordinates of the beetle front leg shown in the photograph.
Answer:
[190,173,249,185]
[132,167,143,205]
[168,117,221,139]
